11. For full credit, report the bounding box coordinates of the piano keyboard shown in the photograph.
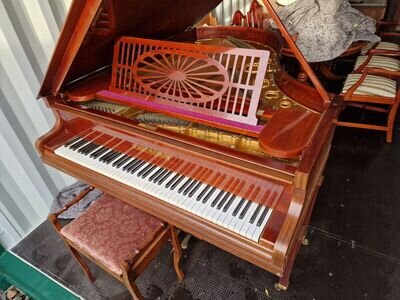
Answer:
[55,132,283,242]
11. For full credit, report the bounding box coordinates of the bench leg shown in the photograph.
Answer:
[121,263,144,300]
[169,225,185,282]
[125,280,143,300]
[48,215,96,283]
[69,246,96,283]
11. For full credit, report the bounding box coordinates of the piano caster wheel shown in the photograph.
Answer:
[274,282,288,291]
[181,234,192,250]
[301,237,309,246]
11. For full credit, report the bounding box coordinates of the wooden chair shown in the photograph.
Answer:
[353,53,400,79]
[48,187,184,300]
[361,21,400,56]
[337,65,400,143]
[231,0,266,28]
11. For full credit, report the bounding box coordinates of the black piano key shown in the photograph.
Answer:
[83,144,101,155]
[153,169,169,183]
[256,207,270,227]
[75,139,93,151]
[250,204,263,224]
[130,161,149,175]
[137,163,154,177]
[197,185,211,201]
[202,187,216,204]
[102,148,119,160]
[211,190,225,207]
[99,149,115,161]
[106,152,122,164]
[93,147,111,159]
[106,149,122,161]
[170,175,185,190]
[188,182,202,197]
[183,180,197,196]
[90,146,109,158]
[141,165,157,178]
[68,137,85,149]
[165,173,180,188]
[149,168,165,181]
[122,158,139,171]
[113,155,130,168]
[239,201,252,220]
[178,178,193,193]
[158,171,173,185]
[217,192,231,210]
[128,159,146,172]
[223,194,236,212]
[64,136,81,147]
[232,198,246,217]
[70,139,88,150]
[78,142,95,153]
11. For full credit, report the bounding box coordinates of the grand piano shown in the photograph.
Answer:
[36,0,341,290]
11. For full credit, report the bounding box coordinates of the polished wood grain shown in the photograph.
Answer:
[66,72,111,101]
[259,109,320,159]
[36,0,341,291]
[39,0,223,97]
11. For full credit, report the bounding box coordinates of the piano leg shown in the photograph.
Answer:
[276,173,323,291]
[274,237,302,291]
[169,225,185,282]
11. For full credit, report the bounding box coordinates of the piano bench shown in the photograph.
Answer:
[48,190,184,300]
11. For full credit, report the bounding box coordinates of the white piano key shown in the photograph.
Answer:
[217,196,240,227]
[180,184,206,211]
[250,208,273,242]
[184,183,208,212]
[237,202,258,237]
[54,142,279,243]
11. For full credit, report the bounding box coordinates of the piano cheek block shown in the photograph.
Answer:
[259,109,321,159]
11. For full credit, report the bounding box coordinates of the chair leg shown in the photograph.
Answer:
[169,225,185,282]
[69,246,96,283]
[387,100,400,143]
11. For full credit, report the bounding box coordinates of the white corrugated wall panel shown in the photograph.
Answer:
[0,0,74,249]
[0,0,251,250]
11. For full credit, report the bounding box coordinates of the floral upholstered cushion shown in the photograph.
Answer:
[60,194,164,275]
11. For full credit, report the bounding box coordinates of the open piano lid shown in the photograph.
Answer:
[38,0,223,97]
[38,0,331,105]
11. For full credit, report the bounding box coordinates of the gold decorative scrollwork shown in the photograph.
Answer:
[262,79,270,88]
[265,90,280,100]
[245,62,260,74]
[279,100,292,109]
